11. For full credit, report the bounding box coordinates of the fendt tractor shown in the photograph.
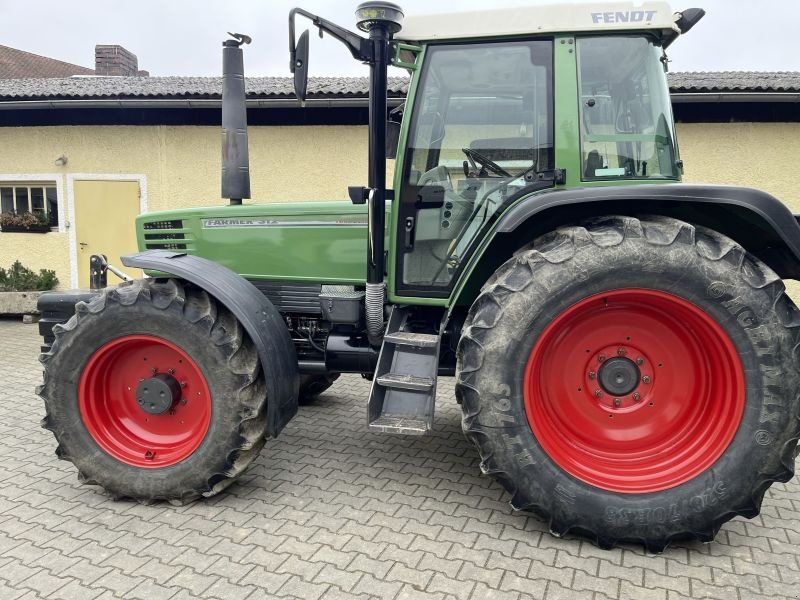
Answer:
[36,2,800,550]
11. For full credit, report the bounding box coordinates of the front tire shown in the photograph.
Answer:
[39,279,272,503]
[456,216,800,550]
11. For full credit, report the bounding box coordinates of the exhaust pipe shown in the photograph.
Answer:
[221,33,252,206]
[356,3,404,346]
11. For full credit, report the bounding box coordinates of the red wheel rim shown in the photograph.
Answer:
[524,289,745,494]
[79,335,211,468]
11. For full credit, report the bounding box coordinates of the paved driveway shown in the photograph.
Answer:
[1,319,798,599]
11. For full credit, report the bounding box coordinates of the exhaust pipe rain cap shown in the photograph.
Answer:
[355,2,404,34]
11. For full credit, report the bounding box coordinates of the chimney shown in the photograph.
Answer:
[95,45,142,76]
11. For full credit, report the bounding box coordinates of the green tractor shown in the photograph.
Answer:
[38,2,800,550]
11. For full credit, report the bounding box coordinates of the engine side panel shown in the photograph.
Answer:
[136,201,374,284]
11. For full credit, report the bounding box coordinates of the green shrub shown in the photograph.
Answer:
[0,260,59,291]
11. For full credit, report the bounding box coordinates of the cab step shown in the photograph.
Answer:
[376,373,435,391]
[383,331,438,348]
[368,306,443,435]
[369,414,429,435]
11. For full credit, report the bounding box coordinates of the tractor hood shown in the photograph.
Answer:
[136,201,380,284]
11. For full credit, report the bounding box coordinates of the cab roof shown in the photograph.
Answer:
[394,2,680,42]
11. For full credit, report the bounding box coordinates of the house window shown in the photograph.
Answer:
[0,184,59,226]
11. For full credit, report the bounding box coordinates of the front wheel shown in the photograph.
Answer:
[39,279,274,503]
[456,216,800,550]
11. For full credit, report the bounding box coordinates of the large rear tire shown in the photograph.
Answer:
[456,216,800,550]
[39,279,274,503]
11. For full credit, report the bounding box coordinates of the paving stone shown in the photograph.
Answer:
[352,573,403,599]
[238,565,291,594]
[1,321,799,600]
[165,567,219,596]
[311,563,362,592]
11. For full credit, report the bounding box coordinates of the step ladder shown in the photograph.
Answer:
[367,306,442,435]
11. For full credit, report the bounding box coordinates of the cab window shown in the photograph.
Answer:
[578,36,678,180]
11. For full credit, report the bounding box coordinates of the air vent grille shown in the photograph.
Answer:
[144,220,183,230]
[142,219,192,251]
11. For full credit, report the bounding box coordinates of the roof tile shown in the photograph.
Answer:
[0,45,94,79]
[0,72,797,101]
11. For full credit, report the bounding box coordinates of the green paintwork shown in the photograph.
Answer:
[136,201,380,284]
[386,42,425,302]
[553,35,583,191]
[136,28,681,308]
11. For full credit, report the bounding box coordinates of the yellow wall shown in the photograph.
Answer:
[0,231,70,284]
[677,123,800,212]
[677,123,800,301]
[1,122,799,293]
[0,124,372,288]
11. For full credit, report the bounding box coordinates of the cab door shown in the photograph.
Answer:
[394,39,554,298]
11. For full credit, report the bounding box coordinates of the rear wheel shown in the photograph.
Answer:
[39,279,272,503]
[456,216,800,550]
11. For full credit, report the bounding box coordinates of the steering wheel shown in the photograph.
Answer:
[462,147,512,178]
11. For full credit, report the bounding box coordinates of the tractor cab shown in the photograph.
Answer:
[390,4,686,295]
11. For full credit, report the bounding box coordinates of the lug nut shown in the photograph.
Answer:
[144,451,155,460]
[633,392,641,401]
[167,368,175,375]
[617,348,626,356]
[180,398,187,405]
[594,389,603,398]
[636,357,645,365]
[642,375,651,384]
[588,371,597,380]
[180,381,187,388]
[613,398,622,407]
[598,354,606,363]
[151,367,157,374]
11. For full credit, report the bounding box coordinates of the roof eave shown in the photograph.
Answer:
[670,91,800,103]
[0,96,406,110]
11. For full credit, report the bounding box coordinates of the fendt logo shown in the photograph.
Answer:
[591,10,658,24]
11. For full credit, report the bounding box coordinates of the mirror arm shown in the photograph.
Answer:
[289,7,373,72]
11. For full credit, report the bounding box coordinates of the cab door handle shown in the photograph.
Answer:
[403,217,415,250]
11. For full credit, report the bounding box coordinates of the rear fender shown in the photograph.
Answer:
[453,184,800,307]
[122,250,299,437]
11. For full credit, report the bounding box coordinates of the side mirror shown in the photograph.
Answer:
[293,29,310,102]
[386,121,401,160]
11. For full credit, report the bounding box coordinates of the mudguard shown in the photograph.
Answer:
[121,250,299,438]
[496,184,800,279]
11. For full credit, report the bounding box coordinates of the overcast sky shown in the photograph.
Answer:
[1,0,797,77]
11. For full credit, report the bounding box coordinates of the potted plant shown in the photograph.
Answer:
[0,211,52,233]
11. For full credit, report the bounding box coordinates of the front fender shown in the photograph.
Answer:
[121,250,299,438]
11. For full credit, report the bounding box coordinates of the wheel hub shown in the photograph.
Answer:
[598,357,640,397]
[136,373,182,415]
[79,335,211,468]
[525,289,745,493]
